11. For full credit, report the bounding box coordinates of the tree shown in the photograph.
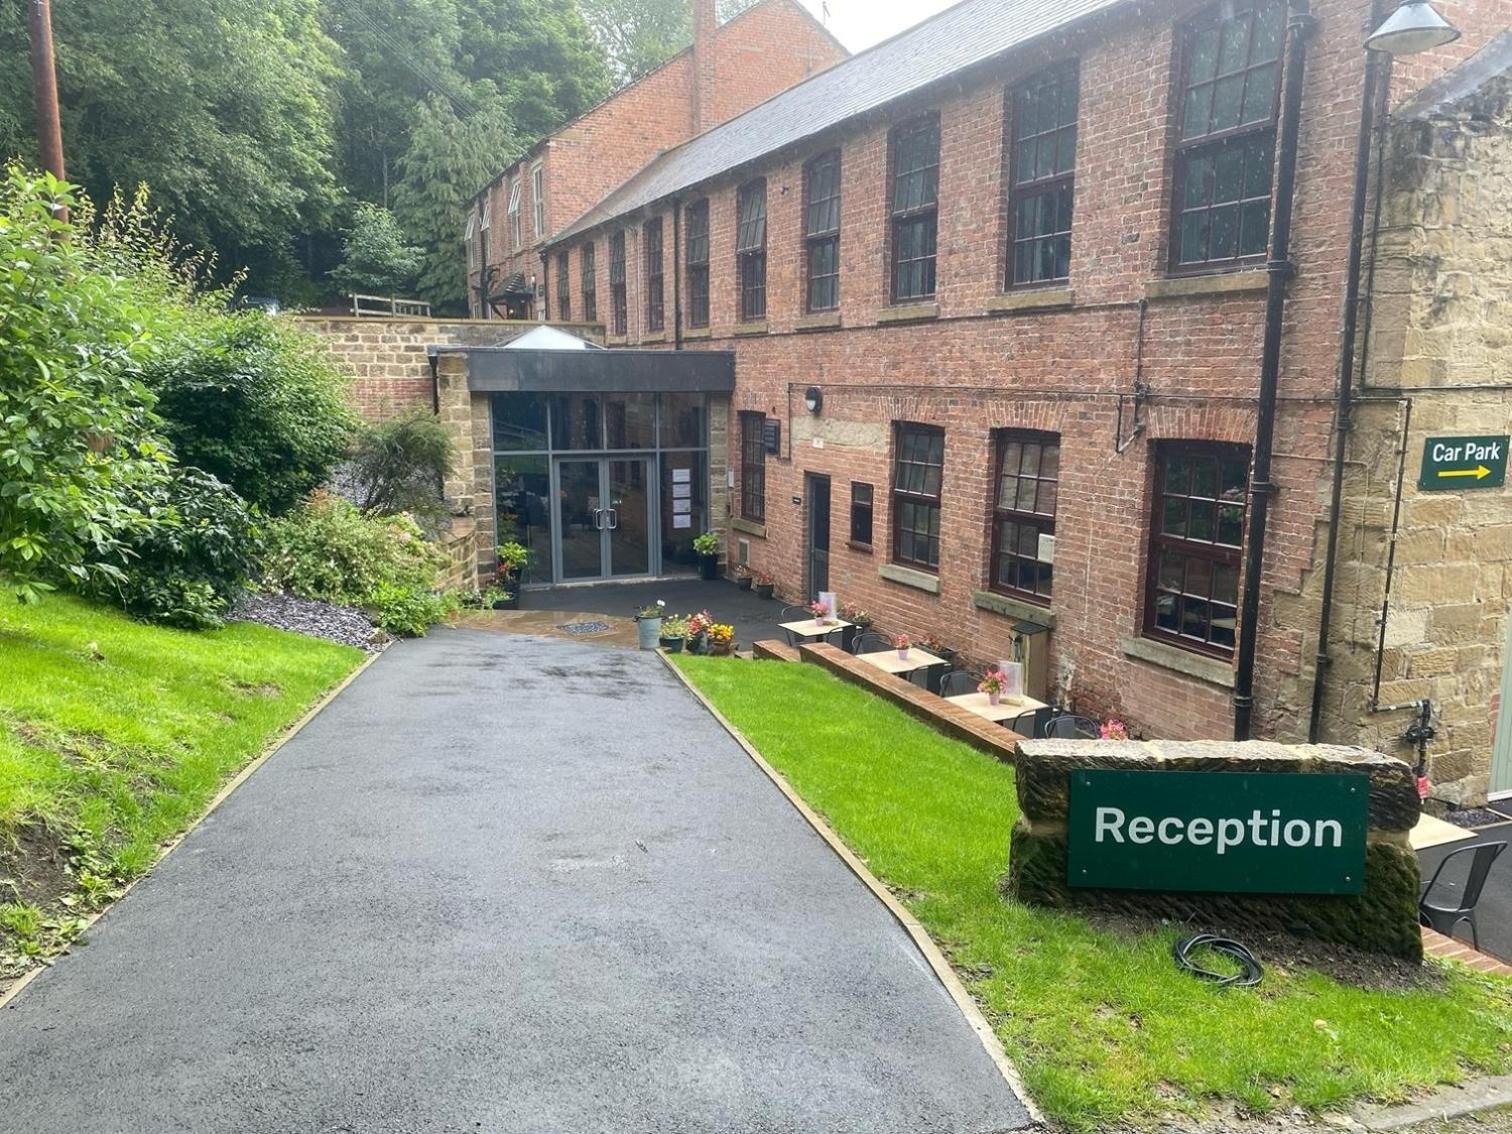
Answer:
[392,95,519,310]
[330,203,425,296]
[0,0,344,296]
[580,0,760,85]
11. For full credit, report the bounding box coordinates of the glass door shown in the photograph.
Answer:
[557,460,604,581]
[607,458,652,577]
[552,457,657,581]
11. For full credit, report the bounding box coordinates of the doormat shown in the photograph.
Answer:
[555,620,614,636]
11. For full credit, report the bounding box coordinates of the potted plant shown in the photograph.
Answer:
[483,584,513,610]
[808,598,833,625]
[659,614,689,653]
[495,541,532,609]
[707,623,735,656]
[685,609,714,654]
[693,530,722,581]
[895,632,911,661]
[1100,718,1130,740]
[978,668,1008,706]
[753,570,775,600]
[922,635,958,668]
[634,600,666,650]
[734,563,753,591]
[839,602,872,652]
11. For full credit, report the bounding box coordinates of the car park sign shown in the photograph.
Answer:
[1418,435,1508,491]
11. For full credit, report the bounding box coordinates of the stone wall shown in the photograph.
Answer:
[1006,739,1423,959]
[1275,64,1512,804]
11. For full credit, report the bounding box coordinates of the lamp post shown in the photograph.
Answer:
[26,0,65,182]
[1305,0,1464,743]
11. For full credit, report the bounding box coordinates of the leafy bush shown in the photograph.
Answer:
[329,203,424,297]
[262,493,450,635]
[345,411,453,522]
[144,313,355,516]
[85,469,262,629]
[0,170,176,602]
[367,583,455,638]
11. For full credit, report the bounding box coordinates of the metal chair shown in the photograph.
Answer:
[1420,841,1507,949]
[1006,708,1044,739]
[779,605,810,647]
[849,631,892,655]
[1044,713,1102,739]
[938,670,977,697]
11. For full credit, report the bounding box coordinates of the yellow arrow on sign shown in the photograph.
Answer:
[1438,465,1492,480]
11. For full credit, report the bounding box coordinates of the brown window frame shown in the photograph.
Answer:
[889,114,940,304]
[989,430,1059,602]
[644,217,664,332]
[1169,1,1285,273]
[890,422,944,572]
[686,198,710,328]
[609,229,627,336]
[581,242,597,323]
[736,179,767,322]
[555,250,570,321]
[1144,441,1250,659]
[739,412,766,523]
[803,150,841,313]
[1006,64,1078,289]
[849,481,874,548]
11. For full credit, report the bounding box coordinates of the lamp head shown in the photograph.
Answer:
[1365,0,1461,55]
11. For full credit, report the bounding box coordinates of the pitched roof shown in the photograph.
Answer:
[1397,28,1512,121]
[551,0,1129,244]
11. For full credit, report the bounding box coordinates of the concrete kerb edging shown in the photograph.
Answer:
[1355,1073,1512,1130]
[0,647,385,1015]
[657,650,1045,1126]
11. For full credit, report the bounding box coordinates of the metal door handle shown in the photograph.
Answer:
[592,507,605,530]
[607,508,619,530]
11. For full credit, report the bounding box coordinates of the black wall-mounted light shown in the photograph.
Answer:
[804,385,823,414]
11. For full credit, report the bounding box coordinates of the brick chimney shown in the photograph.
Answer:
[691,0,717,134]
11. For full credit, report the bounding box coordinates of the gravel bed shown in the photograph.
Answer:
[231,592,389,651]
[1443,806,1512,829]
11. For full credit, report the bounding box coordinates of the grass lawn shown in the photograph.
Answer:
[0,591,362,972]
[674,656,1512,1130]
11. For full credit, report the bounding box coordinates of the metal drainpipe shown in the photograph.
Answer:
[672,198,684,350]
[1307,21,1389,742]
[1234,0,1314,741]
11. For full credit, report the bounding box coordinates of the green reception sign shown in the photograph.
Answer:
[1067,771,1368,895]
[1418,435,1508,491]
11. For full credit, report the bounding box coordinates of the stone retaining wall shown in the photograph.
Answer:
[1006,739,1423,959]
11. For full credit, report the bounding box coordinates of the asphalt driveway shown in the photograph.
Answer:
[0,629,1029,1133]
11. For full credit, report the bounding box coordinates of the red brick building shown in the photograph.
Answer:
[463,0,846,319]
[441,0,1512,800]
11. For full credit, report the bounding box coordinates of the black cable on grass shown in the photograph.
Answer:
[1173,934,1264,988]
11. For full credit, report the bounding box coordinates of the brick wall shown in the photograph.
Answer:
[540,0,1511,780]
[467,0,846,318]
[298,316,603,422]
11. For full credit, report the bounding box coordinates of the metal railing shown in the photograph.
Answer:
[350,293,432,318]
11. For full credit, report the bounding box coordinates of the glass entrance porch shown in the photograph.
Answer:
[492,391,710,585]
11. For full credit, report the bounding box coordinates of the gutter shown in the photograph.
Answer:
[1234,0,1314,741]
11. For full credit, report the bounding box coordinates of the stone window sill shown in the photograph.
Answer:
[1144,269,1268,301]
[606,334,629,346]
[641,330,667,344]
[972,589,1056,629]
[796,310,842,332]
[879,562,940,594]
[877,302,939,325]
[731,516,767,538]
[1120,636,1236,689]
[682,326,712,341]
[987,287,1074,314]
[847,540,874,555]
[733,320,768,336]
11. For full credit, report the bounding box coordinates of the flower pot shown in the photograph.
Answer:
[688,631,709,655]
[491,599,513,610]
[659,636,684,653]
[897,648,909,661]
[736,575,752,591]
[755,583,774,599]
[698,553,720,581]
[987,689,1002,706]
[710,640,733,656]
[636,616,662,650]
[840,625,859,653]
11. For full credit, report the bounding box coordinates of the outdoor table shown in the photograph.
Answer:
[1410,811,1476,851]
[945,692,1049,724]
[856,647,947,676]
[779,617,853,641]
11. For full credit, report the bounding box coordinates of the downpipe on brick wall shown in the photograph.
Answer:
[1307,15,1390,743]
[1234,0,1314,741]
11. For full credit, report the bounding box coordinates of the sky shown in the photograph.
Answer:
[793,0,963,52]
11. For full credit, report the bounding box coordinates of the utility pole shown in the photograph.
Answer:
[27,0,66,181]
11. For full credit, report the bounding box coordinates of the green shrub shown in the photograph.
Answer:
[262,493,450,634]
[145,314,355,516]
[346,411,453,522]
[85,469,262,629]
[367,583,455,638]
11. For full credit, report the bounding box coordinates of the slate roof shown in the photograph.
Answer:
[550,0,1131,245]
[1397,28,1512,120]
